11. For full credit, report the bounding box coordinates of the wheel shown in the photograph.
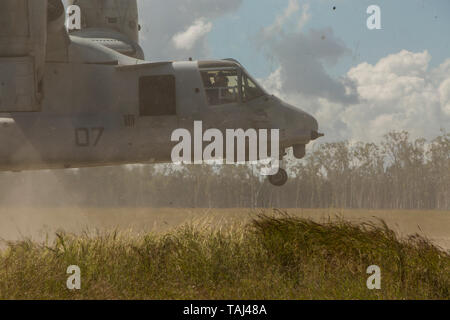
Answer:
[268,168,288,186]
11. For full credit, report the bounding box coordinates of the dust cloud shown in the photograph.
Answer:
[0,169,448,250]
[0,205,449,252]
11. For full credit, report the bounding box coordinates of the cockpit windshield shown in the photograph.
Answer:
[200,67,265,106]
[201,69,239,106]
[241,72,265,102]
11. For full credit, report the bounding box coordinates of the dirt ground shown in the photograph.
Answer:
[0,207,448,251]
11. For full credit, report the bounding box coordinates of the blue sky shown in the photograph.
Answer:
[208,0,450,78]
[136,0,449,141]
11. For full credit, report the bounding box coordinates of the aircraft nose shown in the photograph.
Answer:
[307,113,318,132]
[278,100,324,142]
[300,112,323,140]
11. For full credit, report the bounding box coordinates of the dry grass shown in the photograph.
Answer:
[0,210,448,300]
[1,207,449,250]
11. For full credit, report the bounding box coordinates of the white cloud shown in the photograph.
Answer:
[172,19,212,50]
[297,4,311,31]
[257,1,449,141]
[440,78,450,116]
[257,1,357,105]
[137,0,242,60]
[135,0,449,142]
[263,0,300,36]
[262,50,450,142]
[345,50,448,140]
[262,1,310,36]
[258,67,283,97]
[262,28,358,104]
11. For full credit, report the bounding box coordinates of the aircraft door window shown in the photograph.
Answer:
[139,75,176,116]
[242,73,265,102]
[201,70,239,106]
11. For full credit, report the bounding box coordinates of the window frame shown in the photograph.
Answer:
[241,71,266,102]
[199,67,267,106]
[200,67,243,106]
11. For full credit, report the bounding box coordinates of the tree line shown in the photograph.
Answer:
[0,131,448,209]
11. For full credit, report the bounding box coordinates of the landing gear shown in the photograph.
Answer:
[267,150,289,187]
[268,168,288,186]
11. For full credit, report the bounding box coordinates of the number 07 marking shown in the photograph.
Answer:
[75,127,104,147]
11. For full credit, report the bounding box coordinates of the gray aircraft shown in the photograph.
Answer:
[0,0,323,187]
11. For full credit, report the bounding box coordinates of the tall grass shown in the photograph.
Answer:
[0,211,448,299]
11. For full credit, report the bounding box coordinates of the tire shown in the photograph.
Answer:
[268,168,288,186]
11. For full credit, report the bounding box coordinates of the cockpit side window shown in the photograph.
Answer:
[242,73,265,102]
[201,69,239,106]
